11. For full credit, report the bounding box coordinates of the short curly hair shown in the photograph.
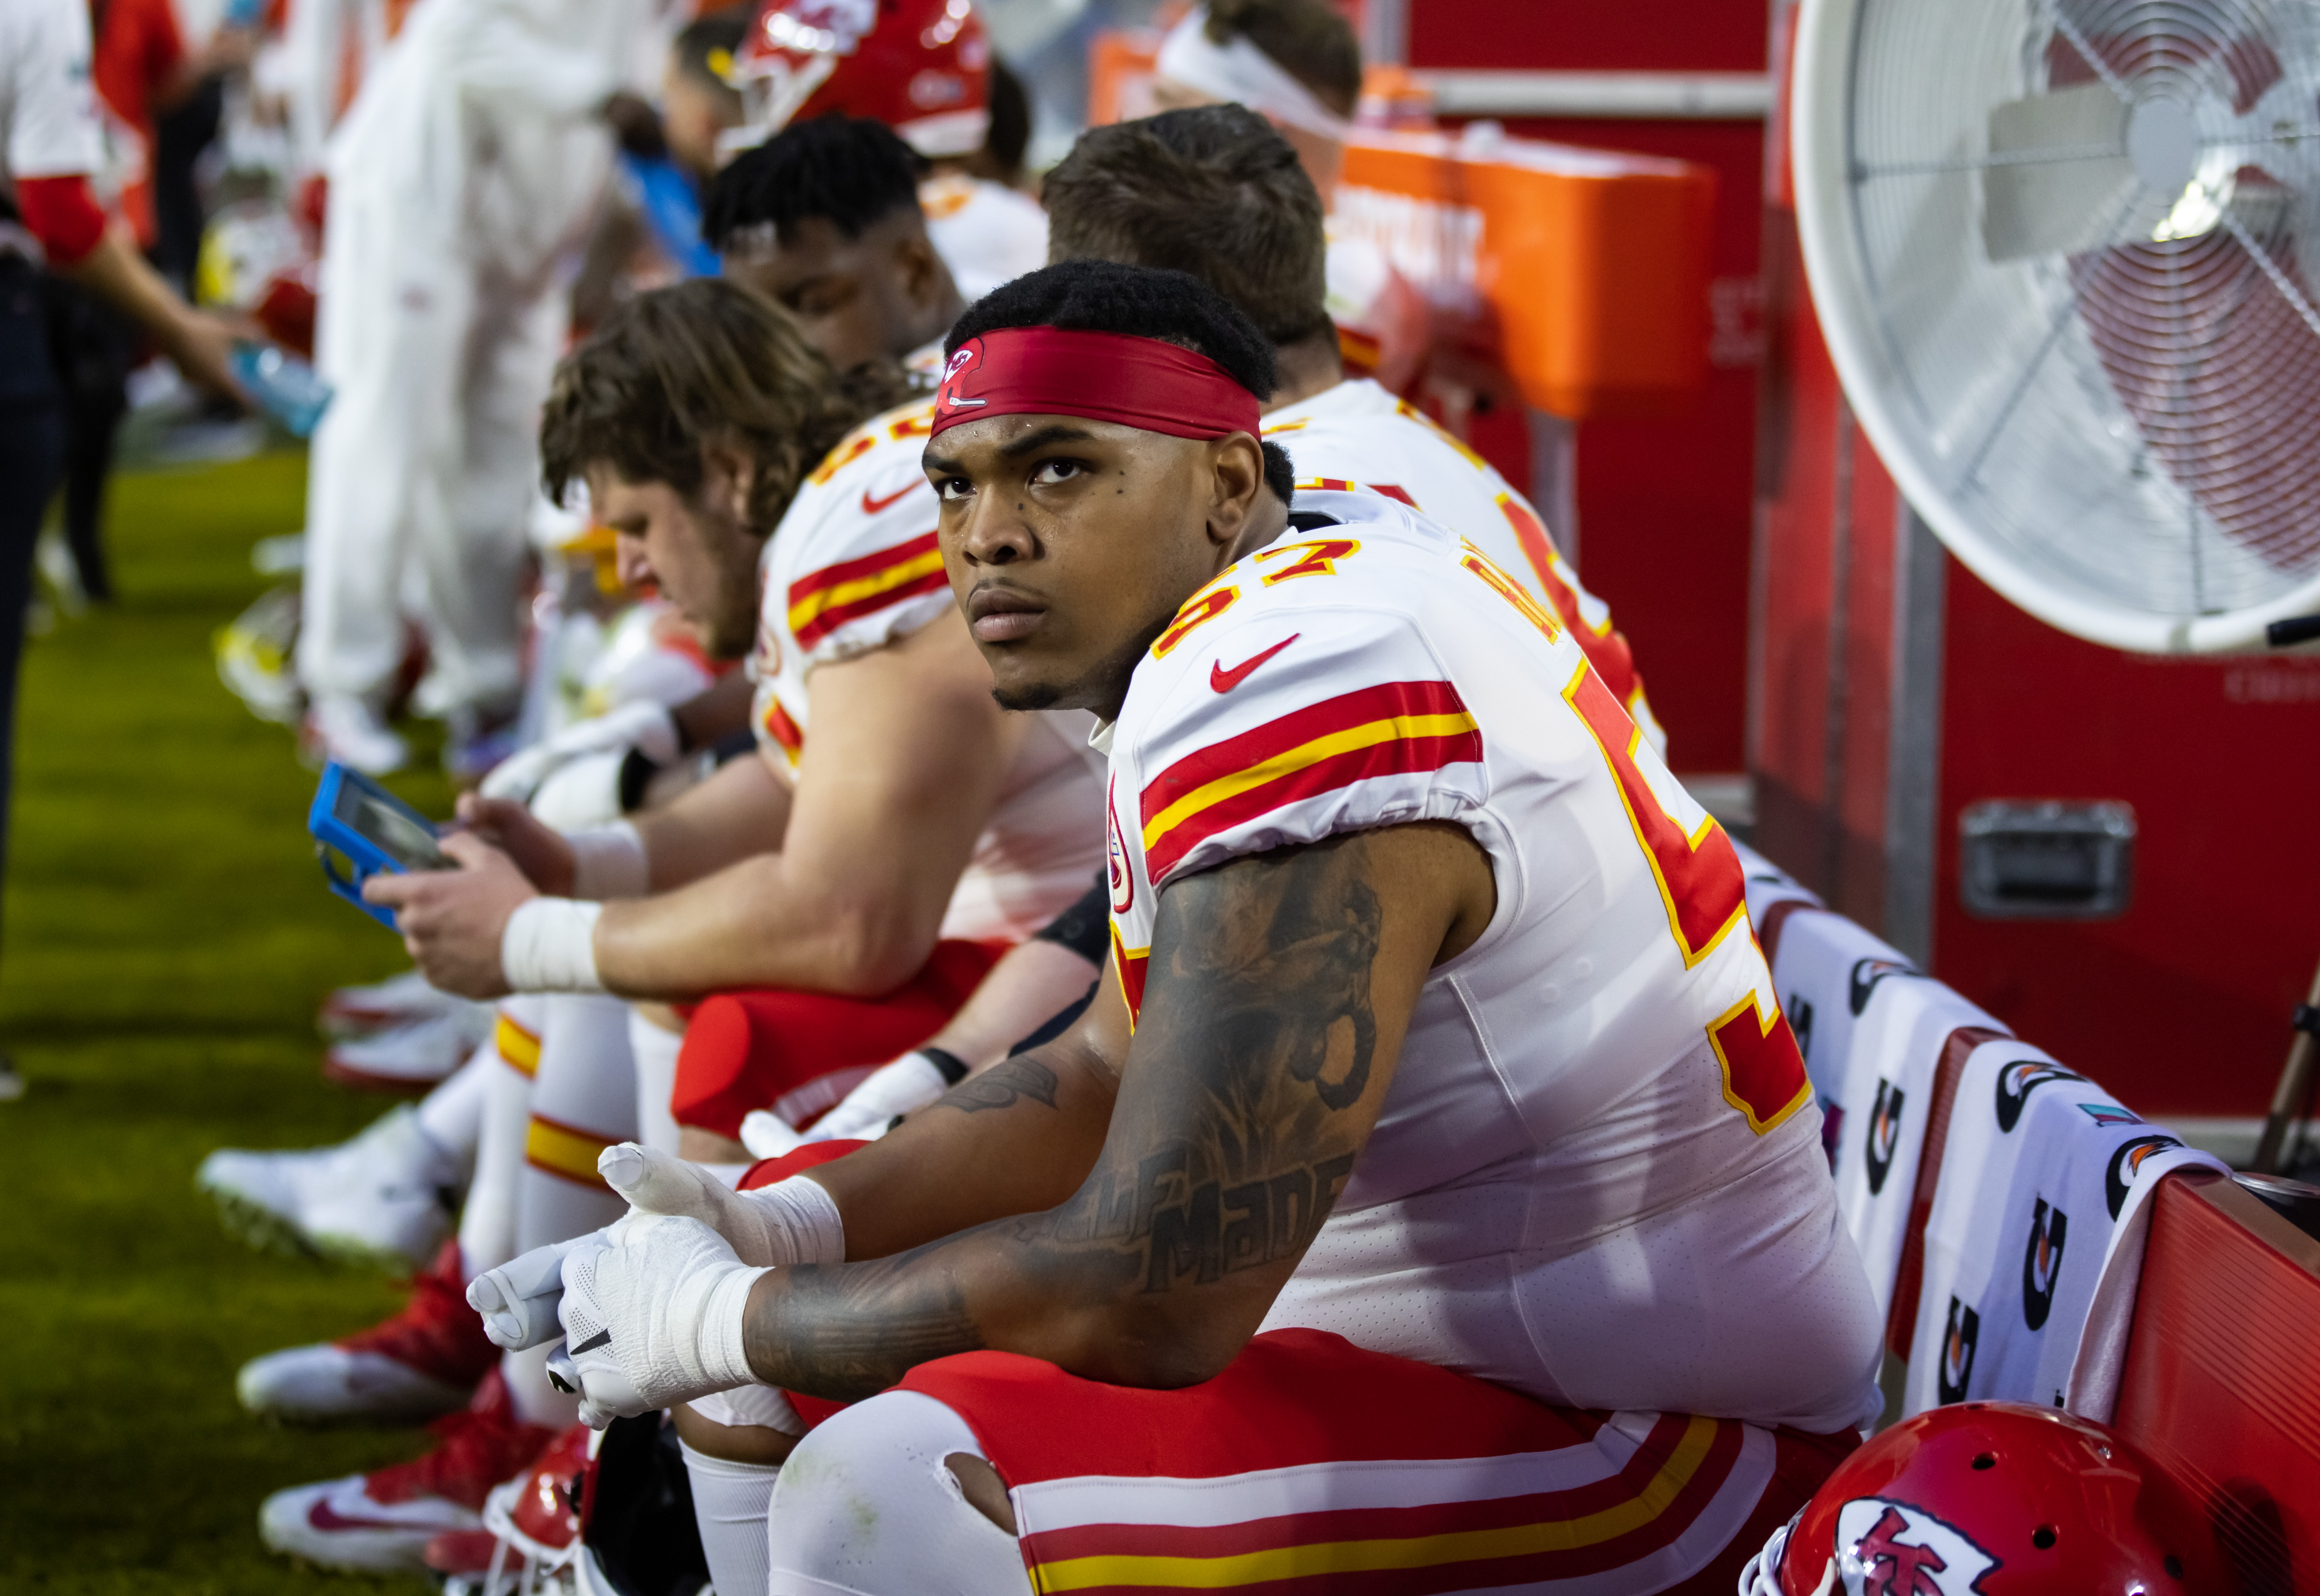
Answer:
[540,279,908,533]
[1044,105,1328,346]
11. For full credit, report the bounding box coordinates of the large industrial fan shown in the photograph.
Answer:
[1792,0,2320,653]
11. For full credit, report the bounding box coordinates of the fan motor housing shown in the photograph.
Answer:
[1958,800,2134,920]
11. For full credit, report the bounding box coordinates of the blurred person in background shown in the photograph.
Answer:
[1150,0,1428,392]
[292,0,678,778]
[3,0,247,1095]
[703,113,964,379]
[726,0,1046,302]
[54,0,258,605]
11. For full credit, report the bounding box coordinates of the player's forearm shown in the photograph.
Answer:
[592,852,949,1000]
[922,938,1101,1071]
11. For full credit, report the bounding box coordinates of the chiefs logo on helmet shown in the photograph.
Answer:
[1834,1499,1999,1596]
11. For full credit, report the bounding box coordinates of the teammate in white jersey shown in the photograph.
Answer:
[368,277,1100,1037]
[704,113,964,381]
[725,0,1045,303]
[1045,102,1665,751]
[526,263,1881,1596]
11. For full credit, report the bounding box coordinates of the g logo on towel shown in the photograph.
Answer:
[2021,1197,2069,1330]
[1848,956,1919,1017]
[1994,1057,2088,1133]
[1864,1078,1907,1195]
[2105,1134,2183,1219]
[1937,1297,1980,1404]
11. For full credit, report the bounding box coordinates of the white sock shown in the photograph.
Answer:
[413,1044,492,1187]
[681,1441,783,1596]
[514,994,637,1254]
[502,1341,579,1429]
[627,1006,684,1155]
[457,1052,536,1277]
[765,1390,1031,1596]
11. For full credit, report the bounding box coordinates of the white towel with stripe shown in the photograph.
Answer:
[1902,1037,2228,1419]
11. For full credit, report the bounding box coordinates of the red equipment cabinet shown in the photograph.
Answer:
[1750,0,2320,1127]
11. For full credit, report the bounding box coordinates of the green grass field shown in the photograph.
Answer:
[0,451,460,1593]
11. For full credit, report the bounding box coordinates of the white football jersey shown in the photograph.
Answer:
[920,172,1047,303]
[751,397,1104,944]
[1262,378,1665,756]
[1101,489,1881,1430]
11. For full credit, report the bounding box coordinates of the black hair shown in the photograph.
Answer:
[701,114,928,253]
[946,260,1295,504]
[982,56,1031,185]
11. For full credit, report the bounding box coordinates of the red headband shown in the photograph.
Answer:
[930,327,1262,440]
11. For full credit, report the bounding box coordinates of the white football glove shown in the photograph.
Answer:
[469,1144,846,1351]
[798,1049,961,1141]
[468,1236,588,1350]
[555,1213,767,1428]
[479,702,681,805]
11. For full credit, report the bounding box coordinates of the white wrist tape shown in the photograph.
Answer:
[697,1260,767,1392]
[501,898,606,992]
[566,820,650,900]
[739,1175,848,1265]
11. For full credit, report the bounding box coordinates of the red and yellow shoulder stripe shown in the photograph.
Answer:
[806,401,940,487]
[787,532,948,651]
[1138,680,1481,882]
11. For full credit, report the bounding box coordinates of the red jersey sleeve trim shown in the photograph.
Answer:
[17,175,107,267]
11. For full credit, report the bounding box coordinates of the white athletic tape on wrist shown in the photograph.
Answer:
[501,898,606,992]
[597,1142,846,1266]
[1155,7,1350,140]
[741,1175,847,1265]
[566,820,649,900]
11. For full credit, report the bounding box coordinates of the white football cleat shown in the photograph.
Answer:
[257,1382,555,1571]
[259,1472,481,1572]
[305,693,409,776]
[238,1243,501,1425]
[319,968,479,1040]
[237,1345,477,1428]
[198,1103,459,1271]
[323,1007,494,1093]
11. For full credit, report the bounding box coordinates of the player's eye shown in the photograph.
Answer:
[1029,458,1086,486]
[932,475,975,502]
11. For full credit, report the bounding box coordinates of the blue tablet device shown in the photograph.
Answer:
[310,762,453,928]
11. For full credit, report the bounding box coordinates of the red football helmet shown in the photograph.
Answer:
[732,0,990,158]
[1743,1403,2229,1596]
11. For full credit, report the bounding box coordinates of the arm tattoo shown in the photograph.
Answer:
[745,834,1399,1395]
[934,1057,1058,1115]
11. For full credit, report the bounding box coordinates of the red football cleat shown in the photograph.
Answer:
[238,1241,500,1425]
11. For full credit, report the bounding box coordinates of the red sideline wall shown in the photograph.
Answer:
[1407,0,1767,778]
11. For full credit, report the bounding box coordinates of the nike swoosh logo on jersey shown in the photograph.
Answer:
[860,483,916,516]
[1211,634,1299,693]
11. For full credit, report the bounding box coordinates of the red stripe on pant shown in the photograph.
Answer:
[669,939,1008,1139]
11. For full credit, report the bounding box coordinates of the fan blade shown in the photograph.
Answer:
[1984,83,2135,262]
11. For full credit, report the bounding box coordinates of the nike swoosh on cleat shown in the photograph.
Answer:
[860,483,917,515]
[1210,634,1299,694]
[570,1329,612,1354]
[307,1499,438,1534]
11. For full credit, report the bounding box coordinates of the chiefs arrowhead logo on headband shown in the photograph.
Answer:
[929,329,1263,440]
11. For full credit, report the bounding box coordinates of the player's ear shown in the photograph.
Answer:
[895,228,944,305]
[701,441,757,527]
[1203,432,1267,551]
